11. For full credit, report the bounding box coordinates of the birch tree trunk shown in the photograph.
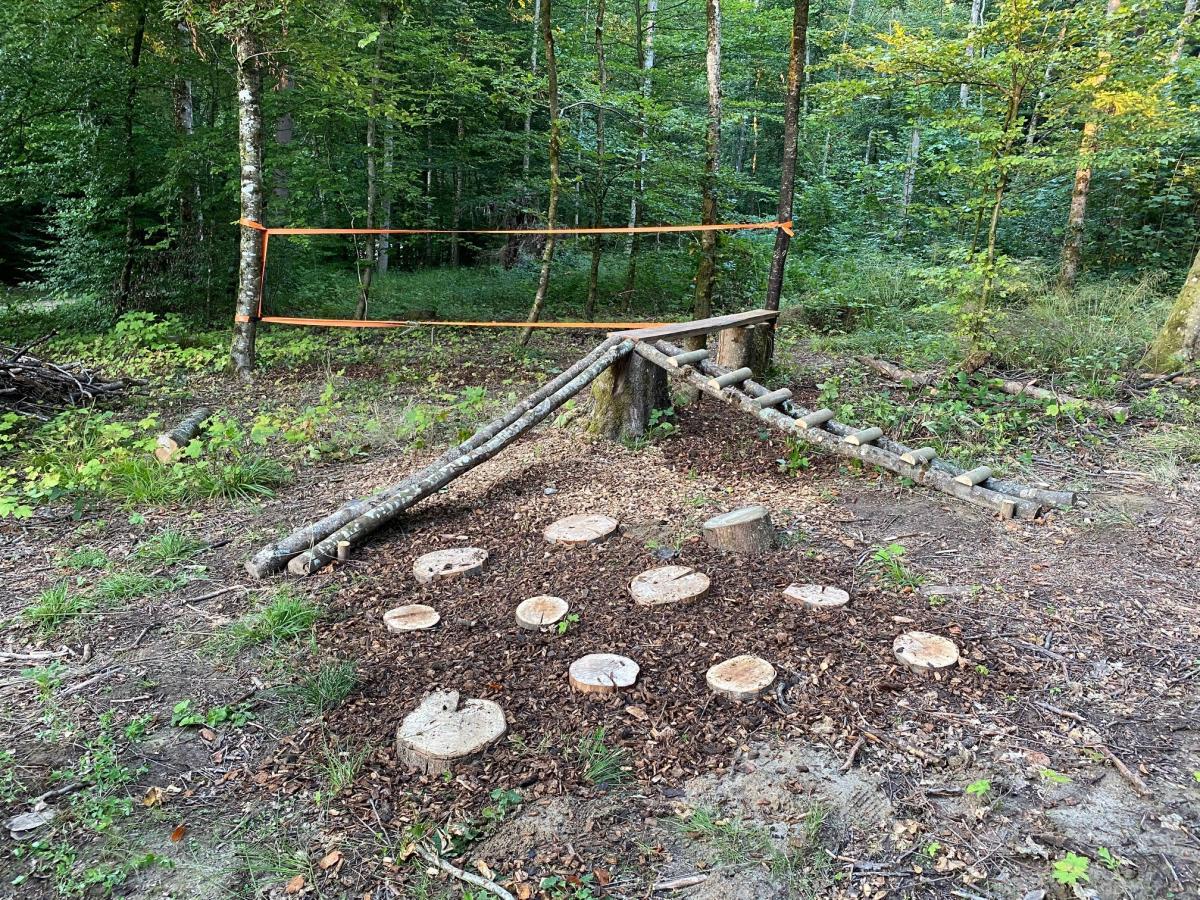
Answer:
[451,117,465,267]
[763,0,810,334]
[356,2,389,319]
[585,0,608,321]
[625,0,658,301]
[378,126,393,274]
[519,0,560,345]
[898,125,920,240]
[690,0,722,349]
[959,0,983,107]
[231,26,265,379]
[1145,243,1200,369]
[117,10,147,312]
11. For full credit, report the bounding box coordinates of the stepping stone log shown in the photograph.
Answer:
[783,584,850,609]
[543,514,619,547]
[629,565,710,607]
[569,653,639,694]
[383,604,440,632]
[702,505,774,554]
[706,655,776,701]
[413,547,488,584]
[396,690,507,775]
[515,595,569,630]
[893,631,960,672]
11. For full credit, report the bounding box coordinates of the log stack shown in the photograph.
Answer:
[2,338,139,420]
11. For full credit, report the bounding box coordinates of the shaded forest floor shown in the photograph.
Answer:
[1,322,1199,899]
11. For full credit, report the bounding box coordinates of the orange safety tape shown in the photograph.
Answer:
[238,217,794,238]
[254,315,667,330]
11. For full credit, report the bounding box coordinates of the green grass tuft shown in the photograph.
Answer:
[224,588,321,651]
[577,727,630,787]
[135,528,206,565]
[285,660,359,716]
[95,572,177,604]
[23,583,90,634]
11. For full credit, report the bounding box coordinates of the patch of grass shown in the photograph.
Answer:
[237,840,314,892]
[315,737,371,798]
[0,749,24,803]
[135,528,206,565]
[285,660,359,716]
[869,542,925,589]
[223,588,321,652]
[60,547,109,570]
[23,582,90,634]
[95,572,177,603]
[576,727,630,788]
[188,456,292,503]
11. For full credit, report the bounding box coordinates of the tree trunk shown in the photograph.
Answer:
[690,0,722,350]
[625,0,658,302]
[898,125,921,240]
[589,350,669,443]
[173,21,202,238]
[519,0,560,345]
[523,0,541,178]
[378,125,393,274]
[1170,0,1198,65]
[451,117,465,266]
[1145,243,1200,369]
[959,0,983,107]
[585,0,608,321]
[356,2,390,319]
[116,10,147,312]
[762,0,810,358]
[231,27,265,379]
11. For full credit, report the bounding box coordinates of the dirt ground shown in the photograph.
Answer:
[2,334,1198,899]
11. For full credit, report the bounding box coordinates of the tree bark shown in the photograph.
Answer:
[451,117,465,266]
[898,125,921,240]
[625,0,658,302]
[117,9,147,312]
[762,0,810,360]
[231,26,265,379]
[523,0,542,178]
[1145,243,1200,369]
[690,0,722,350]
[959,0,984,107]
[585,0,609,321]
[378,125,393,274]
[519,0,560,345]
[356,2,390,319]
[589,350,669,442]
[1170,0,1198,65]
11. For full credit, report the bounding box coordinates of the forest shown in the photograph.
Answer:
[1,0,1199,897]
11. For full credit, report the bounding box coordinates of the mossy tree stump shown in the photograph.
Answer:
[589,350,669,443]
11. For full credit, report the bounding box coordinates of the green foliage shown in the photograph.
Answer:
[965,778,992,798]
[576,728,630,788]
[1052,852,1091,886]
[315,737,371,797]
[285,660,359,716]
[870,543,925,589]
[555,613,581,635]
[95,572,177,603]
[170,699,254,729]
[1040,767,1073,785]
[60,547,110,570]
[223,588,321,651]
[23,582,90,634]
[134,528,206,565]
[1096,846,1121,871]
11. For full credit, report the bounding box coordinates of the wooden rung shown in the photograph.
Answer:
[752,388,793,409]
[844,426,884,447]
[708,367,754,390]
[900,447,937,466]
[667,349,710,368]
[954,465,992,486]
[796,408,835,429]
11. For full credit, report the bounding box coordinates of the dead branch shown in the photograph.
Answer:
[411,843,516,900]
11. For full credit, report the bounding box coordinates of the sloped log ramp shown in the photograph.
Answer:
[636,341,1050,520]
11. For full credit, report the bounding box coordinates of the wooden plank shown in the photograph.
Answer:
[611,309,778,341]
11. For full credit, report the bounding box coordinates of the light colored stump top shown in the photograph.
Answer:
[629,565,710,607]
[702,505,770,531]
[893,631,960,671]
[396,690,507,769]
[706,655,777,701]
[543,514,620,547]
[515,595,569,630]
[413,547,488,584]
[383,604,441,632]
[783,584,851,609]
[568,653,639,693]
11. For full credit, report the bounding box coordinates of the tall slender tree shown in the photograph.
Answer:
[231,23,265,378]
[116,7,147,311]
[689,0,722,348]
[585,0,608,320]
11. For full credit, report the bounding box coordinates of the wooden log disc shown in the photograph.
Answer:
[515,595,569,630]
[783,583,851,609]
[706,655,777,701]
[413,547,488,584]
[568,653,639,694]
[383,604,441,632]
[629,565,710,607]
[396,690,507,775]
[543,514,619,547]
[702,505,774,554]
[893,631,960,672]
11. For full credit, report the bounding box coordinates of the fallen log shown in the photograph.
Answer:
[245,336,626,578]
[286,339,634,575]
[154,407,211,463]
[637,342,1040,519]
[663,342,1074,510]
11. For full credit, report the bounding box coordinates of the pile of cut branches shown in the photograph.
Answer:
[1,335,140,420]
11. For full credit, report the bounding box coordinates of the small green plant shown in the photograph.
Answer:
[123,713,155,742]
[23,582,90,634]
[1096,846,1121,871]
[286,660,359,716]
[555,613,581,635]
[577,728,630,787]
[481,788,523,826]
[1040,768,1073,785]
[316,738,371,797]
[924,841,942,857]
[869,543,925,589]
[170,699,254,729]
[223,588,320,651]
[974,664,990,676]
[777,437,811,475]
[965,778,992,798]
[538,873,598,899]
[95,572,177,603]
[60,547,109,569]
[135,528,206,565]
[23,661,67,700]
[1052,852,1090,886]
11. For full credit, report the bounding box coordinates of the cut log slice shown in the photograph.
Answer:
[383,604,440,633]
[515,595,569,630]
[413,547,488,584]
[568,653,639,694]
[706,654,777,700]
[629,565,710,607]
[543,514,619,547]
[783,583,851,609]
[893,631,960,672]
[395,690,507,775]
[702,505,774,554]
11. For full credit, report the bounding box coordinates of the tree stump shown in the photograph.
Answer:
[396,690,507,775]
[702,506,774,553]
[783,584,850,609]
[515,595,569,630]
[543,514,619,547]
[383,604,440,632]
[413,547,488,584]
[568,653,639,694]
[706,655,776,700]
[629,565,710,606]
[589,350,669,443]
[893,631,960,672]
